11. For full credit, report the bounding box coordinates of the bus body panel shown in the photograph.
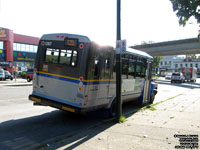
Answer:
[29,33,157,113]
[33,73,83,108]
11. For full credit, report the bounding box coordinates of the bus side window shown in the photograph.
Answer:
[141,59,147,78]
[128,61,135,79]
[136,62,142,78]
[122,59,128,79]
[128,56,136,79]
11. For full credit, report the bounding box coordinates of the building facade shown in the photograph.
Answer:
[0,27,39,72]
[159,56,200,75]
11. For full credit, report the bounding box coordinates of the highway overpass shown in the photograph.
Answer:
[131,38,200,56]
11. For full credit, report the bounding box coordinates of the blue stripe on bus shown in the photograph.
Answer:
[37,72,116,85]
[32,92,82,108]
[37,72,80,84]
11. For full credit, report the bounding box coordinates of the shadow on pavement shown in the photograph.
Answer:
[44,102,142,150]
[0,102,142,150]
[156,79,200,89]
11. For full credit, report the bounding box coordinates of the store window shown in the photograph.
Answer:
[0,41,4,49]
[26,45,30,52]
[29,45,33,52]
[16,43,21,51]
[13,43,17,50]
[21,44,25,51]
[33,46,37,53]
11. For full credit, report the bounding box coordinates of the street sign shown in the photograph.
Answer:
[116,40,127,54]
[116,40,121,54]
[121,40,126,52]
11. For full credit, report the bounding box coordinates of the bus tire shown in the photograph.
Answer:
[109,99,116,117]
[27,77,31,82]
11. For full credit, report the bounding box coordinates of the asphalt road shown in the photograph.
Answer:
[0,78,200,150]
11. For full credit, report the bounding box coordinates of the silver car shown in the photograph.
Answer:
[171,72,185,83]
[0,69,5,80]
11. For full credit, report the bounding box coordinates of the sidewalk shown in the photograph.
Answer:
[42,88,200,150]
[0,78,32,86]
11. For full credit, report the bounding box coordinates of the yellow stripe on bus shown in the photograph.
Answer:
[30,97,41,103]
[37,71,116,82]
[38,71,79,81]
[61,106,75,112]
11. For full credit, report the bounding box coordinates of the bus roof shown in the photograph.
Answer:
[40,33,91,43]
[40,33,153,60]
[126,48,153,59]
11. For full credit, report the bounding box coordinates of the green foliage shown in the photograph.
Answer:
[152,56,163,69]
[21,72,26,78]
[170,0,200,26]
[119,115,126,123]
[186,54,197,59]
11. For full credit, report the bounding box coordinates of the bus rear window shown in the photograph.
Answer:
[45,48,59,63]
[45,48,78,66]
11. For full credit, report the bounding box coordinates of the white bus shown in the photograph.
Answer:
[29,33,158,116]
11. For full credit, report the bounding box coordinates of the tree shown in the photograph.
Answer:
[170,0,200,26]
[186,54,197,59]
[152,56,163,69]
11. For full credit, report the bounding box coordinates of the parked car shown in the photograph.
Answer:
[165,73,172,80]
[171,72,185,83]
[4,71,13,80]
[26,69,34,82]
[0,69,5,80]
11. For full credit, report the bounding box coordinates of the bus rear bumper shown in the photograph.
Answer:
[29,94,81,113]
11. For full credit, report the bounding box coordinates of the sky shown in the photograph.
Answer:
[0,0,199,47]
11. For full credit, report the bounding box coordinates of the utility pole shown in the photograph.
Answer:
[116,0,122,122]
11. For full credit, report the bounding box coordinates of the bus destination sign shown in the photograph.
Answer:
[64,39,78,48]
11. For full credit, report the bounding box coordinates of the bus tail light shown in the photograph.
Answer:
[79,44,84,49]
[179,77,181,79]
[34,68,37,73]
[80,77,83,81]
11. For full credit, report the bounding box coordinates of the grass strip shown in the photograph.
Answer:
[138,94,182,112]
